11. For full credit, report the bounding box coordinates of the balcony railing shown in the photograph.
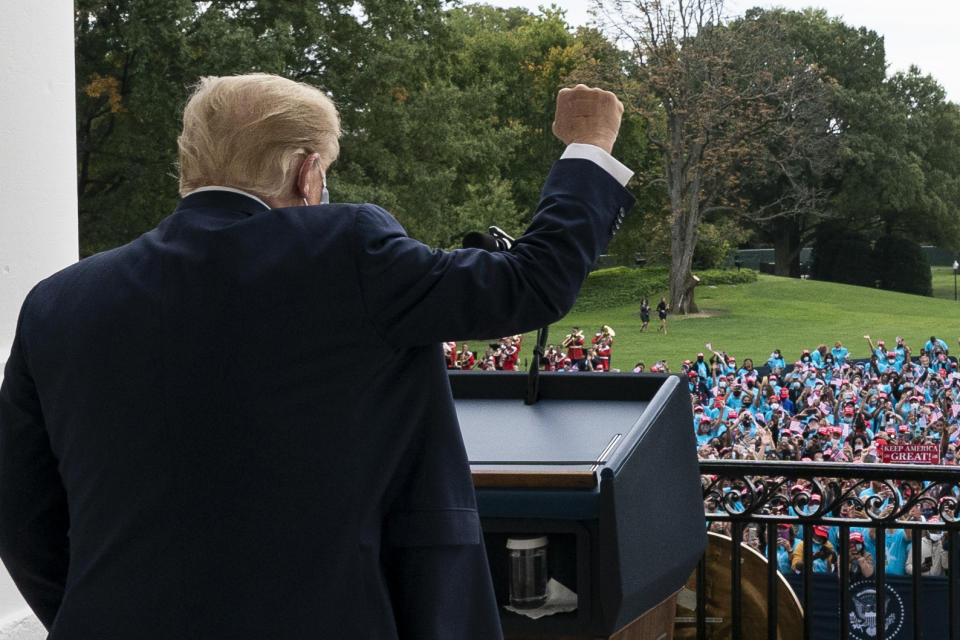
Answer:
[694,460,960,640]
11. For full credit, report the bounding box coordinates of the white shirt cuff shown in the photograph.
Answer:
[561,143,634,186]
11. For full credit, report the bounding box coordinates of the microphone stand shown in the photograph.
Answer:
[461,225,547,404]
[525,325,548,405]
[490,228,548,404]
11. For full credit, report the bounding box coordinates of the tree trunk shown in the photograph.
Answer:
[772,218,801,277]
[667,162,701,314]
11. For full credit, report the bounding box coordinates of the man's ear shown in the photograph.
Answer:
[297,153,320,200]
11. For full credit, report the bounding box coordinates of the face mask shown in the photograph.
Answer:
[929,532,943,542]
[854,543,864,552]
[320,166,330,204]
[771,403,780,410]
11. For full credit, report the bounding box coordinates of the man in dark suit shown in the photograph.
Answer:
[0,74,633,638]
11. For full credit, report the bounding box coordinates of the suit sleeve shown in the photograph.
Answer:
[0,301,70,629]
[354,158,635,347]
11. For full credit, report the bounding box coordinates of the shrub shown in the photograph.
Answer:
[874,234,932,296]
[810,222,875,287]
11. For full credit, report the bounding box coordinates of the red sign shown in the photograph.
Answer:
[880,443,940,465]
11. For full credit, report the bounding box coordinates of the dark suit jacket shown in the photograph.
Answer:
[0,159,633,638]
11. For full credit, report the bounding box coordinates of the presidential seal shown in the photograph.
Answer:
[848,579,905,639]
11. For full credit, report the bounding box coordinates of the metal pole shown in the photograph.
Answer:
[953,260,958,301]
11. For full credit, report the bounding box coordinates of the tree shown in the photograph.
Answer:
[874,234,932,296]
[730,9,839,277]
[75,0,467,255]
[591,0,836,312]
[834,70,960,249]
[75,1,608,255]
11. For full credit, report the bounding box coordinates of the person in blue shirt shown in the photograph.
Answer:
[925,335,949,356]
[831,341,849,365]
[879,527,909,576]
[810,345,827,368]
[775,525,794,574]
[821,352,837,372]
[877,351,903,374]
[892,336,908,361]
[695,417,716,446]
[767,349,786,372]
[777,388,795,415]
[724,383,749,412]
[736,357,757,379]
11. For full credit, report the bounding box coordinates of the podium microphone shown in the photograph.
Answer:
[461,226,515,252]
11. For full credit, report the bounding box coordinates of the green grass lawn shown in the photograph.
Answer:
[932,265,960,301]
[510,270,960,372]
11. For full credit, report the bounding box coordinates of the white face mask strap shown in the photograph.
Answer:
[303,157,330,206]
[320,165,330,204]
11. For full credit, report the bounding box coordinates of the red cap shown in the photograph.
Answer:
[727,410,738,419]
[849,531,864,543]
[699,416,712,423]
[843,407,855,416]
[878,340,885,345]
[899,424,909,432]
[813,525,829,537]
[780,388,790,397]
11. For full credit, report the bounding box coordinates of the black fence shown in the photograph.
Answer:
[695,460,960,640]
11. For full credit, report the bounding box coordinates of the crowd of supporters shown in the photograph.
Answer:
[687,334,960,466]
[693,334,958,577]
[443,329,957,576]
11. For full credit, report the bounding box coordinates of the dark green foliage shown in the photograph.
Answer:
[810,221,875,287]
[74,1,608,256]
[571,266,756,312]
[874,235,932,296]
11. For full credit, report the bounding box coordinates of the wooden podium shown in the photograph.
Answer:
[451,372,705,639]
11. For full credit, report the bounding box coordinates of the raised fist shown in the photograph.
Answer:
[552,84,623,154]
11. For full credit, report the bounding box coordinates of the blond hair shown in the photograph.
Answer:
[177,74,340,199]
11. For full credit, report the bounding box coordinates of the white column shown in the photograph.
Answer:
[0,0,79,374]
[0,1,77,636]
